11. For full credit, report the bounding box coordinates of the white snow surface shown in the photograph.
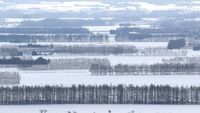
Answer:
[32,55,173,65]
[0,105,200,113]
[0,69,198,86]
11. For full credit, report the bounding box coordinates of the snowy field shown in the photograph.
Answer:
[187,50,200,56]
[32,55,173,65]
[19,70,200,86]
[0,105,200,113]
[0,69,198,86]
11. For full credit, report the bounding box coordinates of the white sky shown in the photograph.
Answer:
[0,0,200,13]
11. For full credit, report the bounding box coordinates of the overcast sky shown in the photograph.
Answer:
[0,0,200,15]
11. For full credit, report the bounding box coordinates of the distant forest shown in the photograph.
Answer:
[0,34,108,42]
[0,28,91,34]
[112,26,200,42]
[0,85,200,105]
[0,28,108,42]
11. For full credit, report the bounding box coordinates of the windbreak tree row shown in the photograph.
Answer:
[54,45,138,55]
[89,63,200,75]
[0,34,108,43]
[0,84,200,105]
[20,58,110,70]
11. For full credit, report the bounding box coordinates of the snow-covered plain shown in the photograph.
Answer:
[32,55,173,65]
[0,105,200,113]
[5,70,199,86]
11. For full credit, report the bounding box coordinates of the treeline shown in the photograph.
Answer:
[0,57,50,65]
[0,45,22,56]
[20,58,110,70]
[54,45,137,55]
[136,47,187,56]
[162,57,200,64]
[1,44,186,57]
[0,34,108,43]
[0,84,200,105]
[0,27,109,42]
[193,45,200,51]
[112,27,197,42]
[0,28,91,34]
[0,72,20,85]
[19,18,107,28]
[19,43,53,48]
[89,63,200,75]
